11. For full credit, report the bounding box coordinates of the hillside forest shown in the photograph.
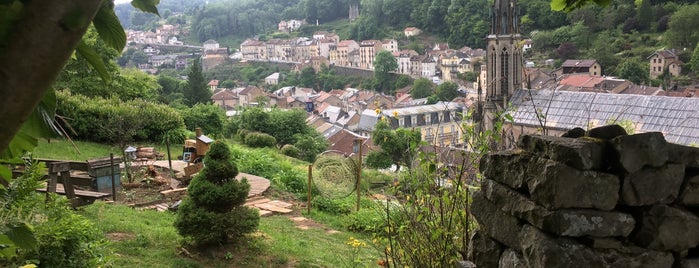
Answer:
[117,0,699,82]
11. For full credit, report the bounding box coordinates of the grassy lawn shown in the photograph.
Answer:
[32,139,180,161]
[81,203,380,268]
[37,139,385,267]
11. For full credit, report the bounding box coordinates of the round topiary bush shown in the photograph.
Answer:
[243,132,277,148]
[280,144,300,158]
[174,141,259,245]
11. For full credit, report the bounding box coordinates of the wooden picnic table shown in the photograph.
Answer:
[37,183,111,206]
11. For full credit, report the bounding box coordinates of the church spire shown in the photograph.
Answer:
[486,0,522,105]
[480,0,522,133]
[490,0,518,35]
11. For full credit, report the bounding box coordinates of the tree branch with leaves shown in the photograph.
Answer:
[0,0,159,178]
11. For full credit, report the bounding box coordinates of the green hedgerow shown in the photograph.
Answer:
[244,132,277,148]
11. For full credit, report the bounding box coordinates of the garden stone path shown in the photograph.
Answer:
[149,160,271,196]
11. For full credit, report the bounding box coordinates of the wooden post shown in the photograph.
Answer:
[60,168,75,200]
[307,164,312,214]
[45,167,58,202]
[166,140,174,179]
[110,153,117,202]
[47,162,72,204]
[356,139,363,212]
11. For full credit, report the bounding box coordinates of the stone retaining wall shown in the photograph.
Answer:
[468,126,699,267]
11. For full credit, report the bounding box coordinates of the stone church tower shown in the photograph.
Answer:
[349,2,359,21]
[482,0,522,130]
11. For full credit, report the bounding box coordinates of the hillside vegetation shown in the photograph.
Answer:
[119,0,699,82]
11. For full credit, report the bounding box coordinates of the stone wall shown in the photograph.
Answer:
[468,126,699,268]
[331,65,376,78]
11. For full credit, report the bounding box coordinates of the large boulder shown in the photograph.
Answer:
[471,191,522,249]
[467,230,502,268]
[519,225,606,268]
[587,125,627,140]
[517,135,608,171]
[680,174,699,206]
[621,164,685,206]
[632,205,699,252]
[596,245,674,268]
[528,160,619,210]
[481,179,634,237]
[668,143,699,168]
[498,249,527,268]
[610,132,669,173]
[519,225,674,268]
[480,150,532,189]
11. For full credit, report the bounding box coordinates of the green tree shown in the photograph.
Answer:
[236,107,271,134]
[618,58,649,85]
[0,0,159,194]
[436,81,459,101]
[294,131,329,162]
[158,75,185,104]
[372,120,421,171]
[180,103,226,137]
[636,0,652,31]
[585,30,618,75]
[373,51,398,92]
[230,108,314,148]
[689,42,699,73]
[268,109,310,146]
[174,141,259,245]
[665,4,699,49]
[365,150,392,169]
[395,75,411,90]
[299,66,317,88]
[184,59,212,107]
[410,78,434,99]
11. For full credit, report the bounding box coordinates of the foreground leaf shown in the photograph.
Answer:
[75,40,111,83]
[6,223,37,250]
[93,0,126,52]
[131,0,160,16]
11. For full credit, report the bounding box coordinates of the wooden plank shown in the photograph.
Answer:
[184,163,203,177]
[34,158,88,171]
[38,184,110,198]
[87,157,122,169]
[48,162,70,173]
[160,188,187,196]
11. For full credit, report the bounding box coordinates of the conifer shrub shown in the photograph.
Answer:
[174,141,259,245]
[243,132,277,148]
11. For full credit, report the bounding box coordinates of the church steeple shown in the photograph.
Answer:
[491,0,518,35]
[485,0,522,107]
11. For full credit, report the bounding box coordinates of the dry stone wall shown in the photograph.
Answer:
[468,126,699,268]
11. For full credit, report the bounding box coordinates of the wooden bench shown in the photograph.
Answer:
[37,184,111,207]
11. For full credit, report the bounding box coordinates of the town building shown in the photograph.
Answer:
[648,49,683,79]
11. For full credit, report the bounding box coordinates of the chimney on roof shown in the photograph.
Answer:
[195,127,202,137]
